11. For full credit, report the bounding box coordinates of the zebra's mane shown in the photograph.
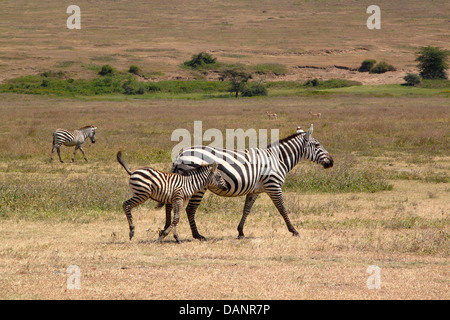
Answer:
[78,125,95,130]
[179,164,212,176]
[267,132,304,148]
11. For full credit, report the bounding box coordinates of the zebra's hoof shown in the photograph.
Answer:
[292,231,300,237]
[129,230,134,240]
[237,235,245,240]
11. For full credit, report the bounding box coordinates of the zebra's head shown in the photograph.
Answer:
[206,162,228,191]
[303,124,333,169]
[88,126,97,143]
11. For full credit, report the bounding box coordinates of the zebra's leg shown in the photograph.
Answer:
[185,188,207,240]
[56,146,64,163]
[122,194,150,240]
[72,146,79,162]
[79,146,88,162]
[50,145,56,163]
[237,194,259,239]
[158,196,183,244]
[159,204,173,237]
[266,190,299,237]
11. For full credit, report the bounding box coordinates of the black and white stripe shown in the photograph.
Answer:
[50,125,97,163]
[117,151,227,243]
[170,124,334,239]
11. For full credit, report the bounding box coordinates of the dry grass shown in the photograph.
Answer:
[0,93,448,300]
[0,180,448,300]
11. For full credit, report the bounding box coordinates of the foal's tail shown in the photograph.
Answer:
[117,151,133,175]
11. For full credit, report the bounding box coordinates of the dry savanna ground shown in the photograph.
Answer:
[0,0,449,84]
[0,93,448,300]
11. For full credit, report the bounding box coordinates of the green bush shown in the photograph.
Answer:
[98,64,115,76]
[128,65,140,75]
[183,52,217,69]
[369,61,396,74]
[403,73,421,86]
[41,70,65,78]
[358,59,377,72]
[122,78,140,95]
[415,46,448,79]
[304,78,320,87]
[241,82,268,97]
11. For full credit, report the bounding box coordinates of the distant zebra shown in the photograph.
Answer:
[169,124,334,240]
[50,126,97,163]
[117,151,227,243]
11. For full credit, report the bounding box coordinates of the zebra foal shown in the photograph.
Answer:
[117,151,227,243]
[50,126,97,163]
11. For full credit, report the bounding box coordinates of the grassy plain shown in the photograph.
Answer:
[0,93,448,299]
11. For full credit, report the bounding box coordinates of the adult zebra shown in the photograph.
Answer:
[166,124,333,240]
[50,125,97,163]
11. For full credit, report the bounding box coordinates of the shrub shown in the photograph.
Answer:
[358,59,377,72]
[241,82,268,97]
[122,78,138,94]
[98,64,115,76]
[369,61,396,74]
[415,46,448,79]
[128,65,140,75]
[135,86,145,95]
[304,78,320,87]
[183,52,217,69]
[403,73,421,86]
[41,70,65,78]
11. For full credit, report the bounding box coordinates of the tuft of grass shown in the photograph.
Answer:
[284,162,392,193]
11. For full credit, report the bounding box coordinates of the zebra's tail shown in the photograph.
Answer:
[117,151,133,175]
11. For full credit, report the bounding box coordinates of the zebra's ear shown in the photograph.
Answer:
[211,161,218,171]
[305,124,313,141]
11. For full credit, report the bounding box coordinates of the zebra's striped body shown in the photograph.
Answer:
[50,126,97,163]
[117,151,227,243]
[170,124,333,239]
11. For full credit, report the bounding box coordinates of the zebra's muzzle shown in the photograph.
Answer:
[322,154,333,169]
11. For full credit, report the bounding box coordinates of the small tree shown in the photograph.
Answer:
[415,46,448,79]
[219,68,252,98]
[403,73,421,86]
